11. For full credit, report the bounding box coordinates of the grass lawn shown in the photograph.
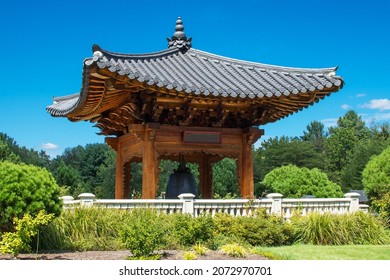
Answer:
[254,244,390,260]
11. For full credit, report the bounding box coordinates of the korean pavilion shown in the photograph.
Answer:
[47,17,344,199]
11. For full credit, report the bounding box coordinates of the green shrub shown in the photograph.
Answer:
[0,211,53,257]
[0,161,62,232]
[120,208,167,257]
[219,243,248,258]
[292,212,390,245]
[262,164,343,198]
[208,233,247,250]
[372,192,390,228]
[182,251,198,260]
[172,213,214,247]
[214,211,293,247]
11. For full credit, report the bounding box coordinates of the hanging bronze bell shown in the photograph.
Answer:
[166,156,198,199]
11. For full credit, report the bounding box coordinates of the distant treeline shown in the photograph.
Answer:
[1,110,389,199]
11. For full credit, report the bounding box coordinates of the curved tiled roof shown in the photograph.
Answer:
[47,17,343,133]
[47,45,343,116]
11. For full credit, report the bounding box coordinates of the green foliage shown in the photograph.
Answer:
[208,233,246,251]
[302,121,327,152]
[253,136,326,188]
[0,139,20,163]
[0,133,50,168]
[0,161,62,232]
[51,144,116,198]
[95,152,116,198]
[292,212,390,245]
[261,165,343,198]
[192,243,208,255]
[372,193,390,227]
[182,251,198,260]
[54,161,86,198]
[363,146,390,225]
[213,211,293,247]
[219,243,248,258]
[255,244,390,260]
[120,209,167,257]
[342,138,389,191]
[325,111,370,187]
[363,145,390,200]
[172,213,214,247]
[213,158,239,197]
[38,207,128,251]
[0,211,53,257]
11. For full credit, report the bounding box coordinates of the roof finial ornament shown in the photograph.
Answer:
[167,17,192,51]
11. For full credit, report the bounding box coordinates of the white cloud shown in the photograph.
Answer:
[361,99,390,111]
[41,143,59,150]
[341,104,350,110]
[321,118,338,128]
[364,112,390,123]
[356,93,366,98]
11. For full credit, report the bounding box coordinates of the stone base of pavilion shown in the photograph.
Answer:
[62,192,368,220]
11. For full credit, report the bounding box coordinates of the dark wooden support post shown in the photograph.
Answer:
[106,137,125,199]
[142,126,158,199]
[115,149,125,199]
[239,132,255,199]
[123,161,131,198]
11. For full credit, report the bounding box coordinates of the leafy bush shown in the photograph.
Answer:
[172,213,214,247]
[292,212,390,245]
[213,211,293,247]
[0,161,62,232]
[120,208,167,257]
[372,193,390,227]
[363,146,390,226]
[0,211,53,257]
[219,243,248,258]
[208,233,247,251]
[261,164,343,198]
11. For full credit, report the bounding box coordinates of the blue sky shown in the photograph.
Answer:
[1,0,389,157]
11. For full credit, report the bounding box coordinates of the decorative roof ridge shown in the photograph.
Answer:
[189,48,339,74]
[167,17,192,51]
[90,44,180,60]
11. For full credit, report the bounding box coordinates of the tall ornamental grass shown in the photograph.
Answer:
[36,207,390,254]
[292,212,390,245]
[37,207,129,251]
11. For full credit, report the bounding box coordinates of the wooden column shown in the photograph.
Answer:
[123,161,131,198]
[142,127,158,199]
[115,148,125,199]
[239,132,255,199]
[199,155,213,198]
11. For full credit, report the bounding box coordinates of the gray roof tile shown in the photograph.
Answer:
[47,43,343,119]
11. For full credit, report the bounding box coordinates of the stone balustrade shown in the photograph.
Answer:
[61,192,368,218]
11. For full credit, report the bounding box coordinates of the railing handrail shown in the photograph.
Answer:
[60,192,367,218]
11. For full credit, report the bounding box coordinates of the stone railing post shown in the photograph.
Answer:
[60,196,74,202]
[178,193,195,216]
[344,192,360,213]
[266,193,283,215]
[78,193,96,207]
